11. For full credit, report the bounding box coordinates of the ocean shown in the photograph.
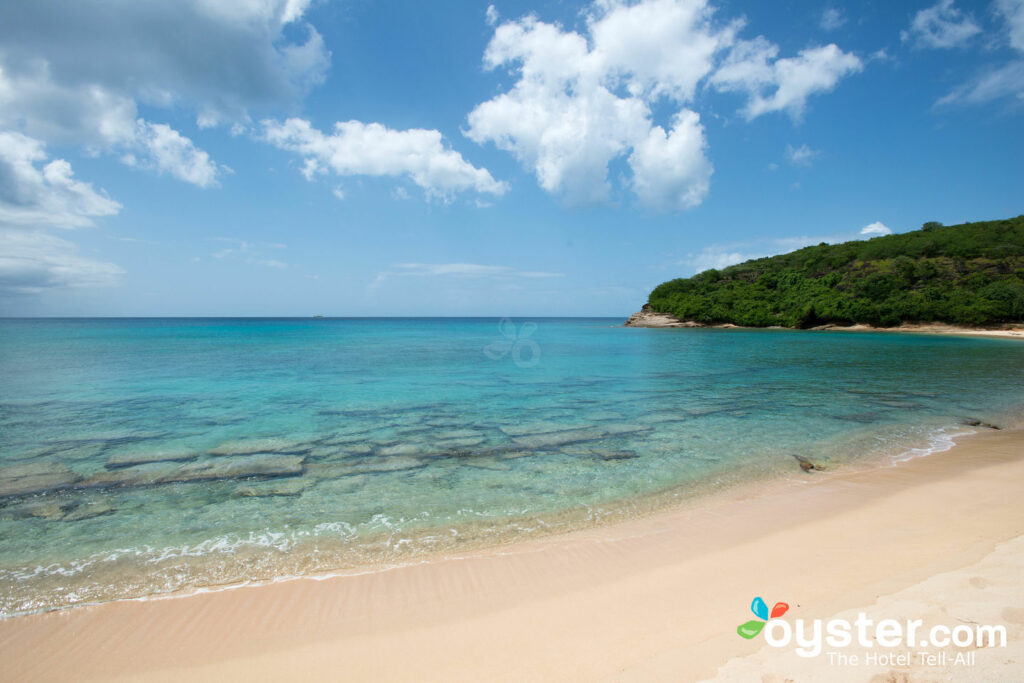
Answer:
[1,317,1022,616]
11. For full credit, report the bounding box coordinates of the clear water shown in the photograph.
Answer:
[1,317,1023,616]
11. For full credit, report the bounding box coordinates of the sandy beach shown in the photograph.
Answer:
[1,427,1022,682]
[624,307,1024,340]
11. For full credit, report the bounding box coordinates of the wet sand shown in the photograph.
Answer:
[1,428,1023,682]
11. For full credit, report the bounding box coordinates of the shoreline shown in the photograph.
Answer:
[624,307,1024,339]
[0,419,994,621]
[2,427,1023,681]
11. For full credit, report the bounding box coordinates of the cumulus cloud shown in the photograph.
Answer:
[465,1,863,209]
[0,132,121,229]
[466,0,728,209]
[0,132,123,294]
[785,143,819,166]
[629,111,712,211]
[0,0,328,187]
[860,221,892,236]
[262,118,507,201]
[711,41,862,119]
[901,0,981,49]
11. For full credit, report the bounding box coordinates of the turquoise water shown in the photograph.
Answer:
[1,317,1023,616]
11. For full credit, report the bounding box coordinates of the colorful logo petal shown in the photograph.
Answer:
[737,620,765,639]
[751,596,769,621]
[771,602,789,619]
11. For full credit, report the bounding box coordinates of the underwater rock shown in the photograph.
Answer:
[512,424,650,449]
[160,455,306,483]
[81,455,305,490]
[0,463,82,498]
[21,501,70,520]
[792,454,824,473]
[308,456,425,478]
[105,448,198,468]
[62,501,116,522]
[207,438,313,456]
[434,436,487,449]
[499,421,592,437]
[433,429,483,440]
[962,418,1001,430]
[378,443,427,457]
[233,478,309,498]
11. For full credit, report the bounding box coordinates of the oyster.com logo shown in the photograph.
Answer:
[737,596,789,639]
[734,595,1006,663]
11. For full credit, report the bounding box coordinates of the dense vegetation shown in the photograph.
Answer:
[648,216,1024,328]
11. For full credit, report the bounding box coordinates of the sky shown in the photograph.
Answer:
[0,0,1022,317]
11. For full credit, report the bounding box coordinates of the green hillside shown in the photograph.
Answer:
[647,216,1024,328]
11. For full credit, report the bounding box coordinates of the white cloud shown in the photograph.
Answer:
[0,132,121,229]
[629,110,712,211]
[263,118,507,201]
[393,263,563,278]
[0,229,123,294]
[997,0,1024,51]
[937,1,1024,106]
[0,68,221,188]
[209,238,289,269]
[820,8,845,31]
[466,1,862,209]
[125,122,220,188]
[901,0,981,49]
[860,221,892,236]
[0,132,123,294]
[682,225,896,274]
[785,143,819,166]
[685,246,760,272]
[586,0,738,103]
[0,1,327,125]
[466,0,728,209]
[486,4,500,26]
[0,0,328,187]
[711,42,862,119]
[939,61,1024,105]
[370,262,564,290]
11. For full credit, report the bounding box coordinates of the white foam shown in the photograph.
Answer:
[891,426,976,463]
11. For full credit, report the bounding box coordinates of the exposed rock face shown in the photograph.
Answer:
[624,304,695,328]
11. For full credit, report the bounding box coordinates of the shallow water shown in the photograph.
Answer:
[1,317,1023,616]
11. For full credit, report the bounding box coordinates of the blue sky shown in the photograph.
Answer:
[0,0,1021,317]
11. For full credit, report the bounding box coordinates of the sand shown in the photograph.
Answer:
[623,307,1024,340]
[2,428,1023,682]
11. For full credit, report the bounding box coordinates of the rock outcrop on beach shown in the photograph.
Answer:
[624,304,692,328]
